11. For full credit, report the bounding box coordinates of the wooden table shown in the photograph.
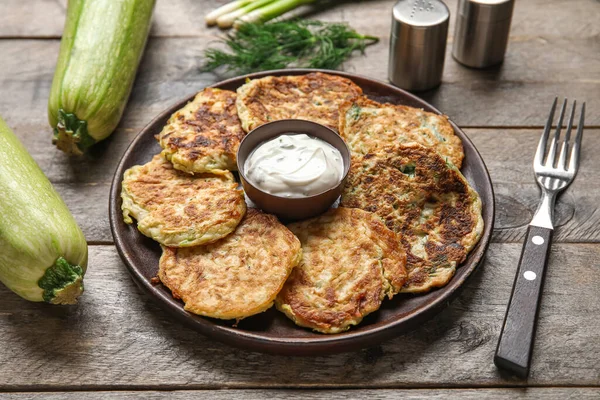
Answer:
[1,0,599,398]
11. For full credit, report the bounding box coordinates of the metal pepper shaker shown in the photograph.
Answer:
[388,0,450,91]
[452,0,515,68]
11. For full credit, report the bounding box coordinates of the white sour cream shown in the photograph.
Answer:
[244,133,344,197]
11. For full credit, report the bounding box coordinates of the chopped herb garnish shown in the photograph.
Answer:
[348,104,362,121]
[202,20,378,75]
[399,162,416,177]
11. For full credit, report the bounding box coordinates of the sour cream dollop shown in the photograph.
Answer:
[244,133,344,197]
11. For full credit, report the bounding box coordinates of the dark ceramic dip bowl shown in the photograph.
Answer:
[237,119,351,220]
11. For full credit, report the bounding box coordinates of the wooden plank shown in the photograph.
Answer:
[52,182,112,244]
[0,0,348,38]
[469,129,600,243]
[1,0,597,394]
[1,0,598,39]
[2,35,598,242]
[0,39,598,243]
[5,124,600,244]
[1,36,598,129]
[3,389,600,399]
[345,34,600,127]
[0,0,221,38]
[0,243,599,390]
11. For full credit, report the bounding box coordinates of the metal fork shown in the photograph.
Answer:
[494,98,585,378]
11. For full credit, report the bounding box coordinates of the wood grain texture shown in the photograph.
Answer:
[5,123,599,243]
[470,129,600,244]
[0,244,598,390]
[0,33,598,243]
[1,35,598,128]
[1,0,599,39]
[3,389,600,399]
[1,0,599,394]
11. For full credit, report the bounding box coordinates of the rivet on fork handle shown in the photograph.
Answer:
[494,225,553,378]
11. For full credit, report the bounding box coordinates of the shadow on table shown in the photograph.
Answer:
[0,248,527,388]
[137,253,503,386]
[0,286,101,378]
[418,62,506,110]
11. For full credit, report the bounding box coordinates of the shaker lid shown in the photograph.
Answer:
[392,0,450,27]
[457,0,515,22]
[391,0,450,45]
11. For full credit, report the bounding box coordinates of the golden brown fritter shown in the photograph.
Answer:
[158,88,246,175]
[121,154,246,247]
[276,208,407,334]
[236,72,363,132]
[159,209,302,320]
[339,96,464,168]
[340,143,483,293]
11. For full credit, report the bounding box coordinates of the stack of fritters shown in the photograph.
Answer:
[121,72,484,332]
[160,209,302,319]
[158,88,246,175]
[339,96,464,167]
[122,87,304,321]
[336,93,482,294]
[277,208,407,334]
[340,143,483,293]
[121,155,246,247]
[236,72,363,132]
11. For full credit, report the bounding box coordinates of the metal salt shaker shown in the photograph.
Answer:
[452,0,515,68]
[388,0,450,92]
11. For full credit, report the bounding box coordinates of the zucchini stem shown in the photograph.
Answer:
[53,109,96,155]
[38,257,85,305]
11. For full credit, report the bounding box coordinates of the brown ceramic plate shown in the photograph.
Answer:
[109,69,494,355]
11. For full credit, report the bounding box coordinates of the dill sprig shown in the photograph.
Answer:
[202,20,379,75]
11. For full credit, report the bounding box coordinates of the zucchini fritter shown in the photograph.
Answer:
[121,154,246,247]
[158,88,245,175]
[340,143,483,293]
[339,96,464,168]
[276,208,407,334]
[236,72,363,132]
[159,209,302,320]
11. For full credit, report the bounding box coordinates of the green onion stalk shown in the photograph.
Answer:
[205,0,256,26]
[218,0,276,28]
[206,0,318,29]
[236,0,317,27]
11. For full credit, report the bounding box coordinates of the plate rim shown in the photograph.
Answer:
[109,68,495,355]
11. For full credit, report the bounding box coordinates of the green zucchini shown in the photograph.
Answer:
[48,0,155,155]
[0,117,88,304]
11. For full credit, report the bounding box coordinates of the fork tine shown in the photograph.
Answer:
[535,97,557,166]
[568,102,585,172]
[557,100,576,170]
[545,98,567,166]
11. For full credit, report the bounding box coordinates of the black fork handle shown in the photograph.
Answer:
[494,225,553,378]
